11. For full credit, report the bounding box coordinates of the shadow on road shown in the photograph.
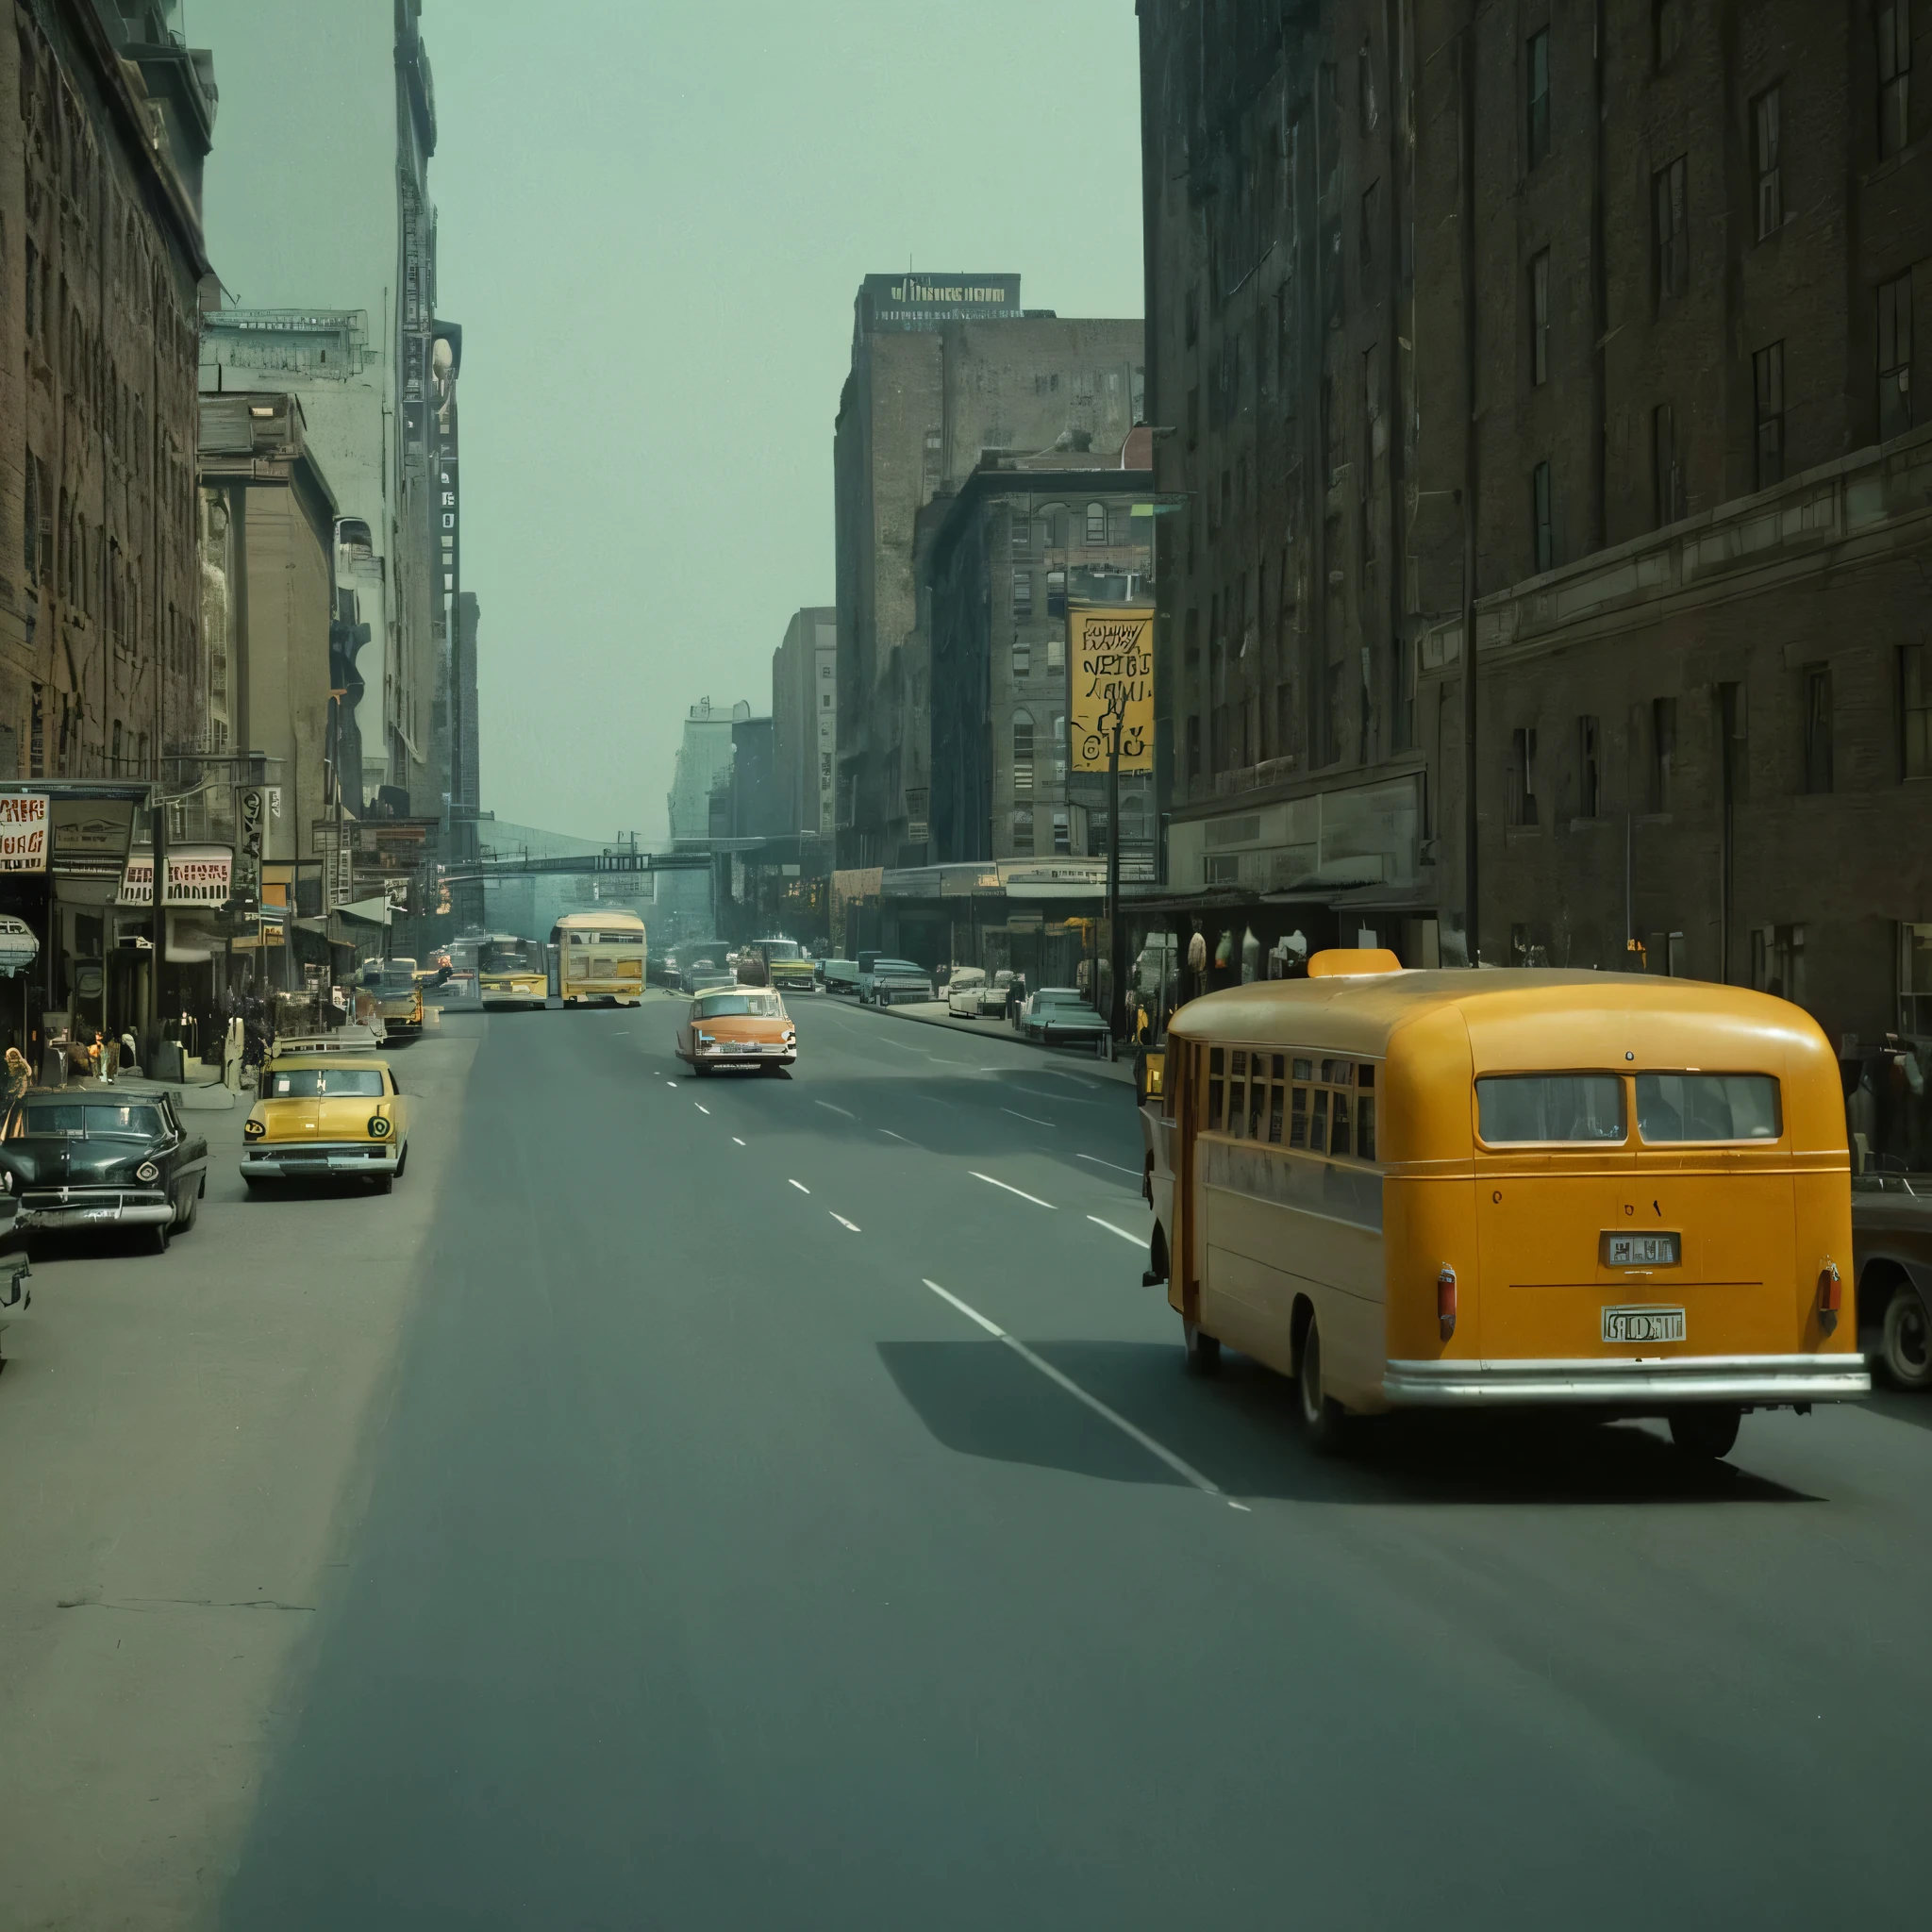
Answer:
[878,1337,1821,1507]
[1863,1389,1932,1434]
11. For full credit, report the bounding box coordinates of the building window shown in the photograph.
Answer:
[1752,923,1807,1004]
[1655,156,1688,301]
[1655,0,1683,69]
[1010,515,1031,558]
[1011,569,1033,619]
[1531,459,1554,573]
[1652,402,1682,525]
[1052,808,1071,855]
[1577,714,1602,817]
[1526,28,1550,170]
[1878,2,1912,159]
[1046,569,1067,617]
[1046,636,1065,672]
[1753,341,1785,490]
[1802,666,1833,791]
[1052,713,1067,780]
[1012,710,1035,791]
[1530,249,1551,386]
[1903,644,1932,776]
[1754,87,1782,239]
[1012,640,1031,680]
[1879,271,1914,441]
[1649,696,1677,810]
[1507,725,1539,826]
[1009,808,1034,857]
[1186,712,1202,779]
[1084,501,1107,545]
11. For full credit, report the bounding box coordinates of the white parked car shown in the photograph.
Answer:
[946,967,1007,1018]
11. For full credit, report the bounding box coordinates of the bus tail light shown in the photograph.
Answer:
[1437,1266,1457,1342]
[1818,1261,1842,1337]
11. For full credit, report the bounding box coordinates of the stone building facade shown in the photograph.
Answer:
[833,274,1143,868]
[925,455,1157,868]
[0,1,216,785]
[1138,0,1932,1061]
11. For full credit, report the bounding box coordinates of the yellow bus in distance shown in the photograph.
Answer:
[549,910,646,1007]
[1143,950,1868,1460]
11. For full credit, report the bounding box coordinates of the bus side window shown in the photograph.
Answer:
[1331,1089,1352,1156]
[1227,1049,1246,1138]
[1309,1088,1329,1150]
[1208,1046,1224,1129]
[1357,1063,1376,1160]
[1267,1054,1286,1142]
[1248,1058,1268,1140]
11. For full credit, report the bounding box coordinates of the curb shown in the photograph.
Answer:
[834,992,1136,1085]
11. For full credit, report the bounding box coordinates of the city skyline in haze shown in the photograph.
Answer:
[192,0,1146,843]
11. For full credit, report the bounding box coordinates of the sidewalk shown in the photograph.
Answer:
[837,992,1137,1085]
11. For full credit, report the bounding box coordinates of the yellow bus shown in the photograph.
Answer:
[549,910,645,1006]
[1142,949,1868,1459]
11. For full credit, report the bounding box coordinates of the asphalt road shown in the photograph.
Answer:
[7,992,1931,1927]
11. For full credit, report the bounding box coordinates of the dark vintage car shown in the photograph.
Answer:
[0,1088,208,1254]
[0,1186,29,1350]
[1854,1176,1932,1389]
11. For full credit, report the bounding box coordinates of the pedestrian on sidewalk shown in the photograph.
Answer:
[3,1047,29,1103]
[223,1014,245,1092]
[101,1031,120,1083]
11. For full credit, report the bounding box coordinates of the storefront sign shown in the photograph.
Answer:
[50,797,136,875]
[859,273,1021,332]
[119,847,235,907]
[1069,605,1155,774]
[0,794,49,872]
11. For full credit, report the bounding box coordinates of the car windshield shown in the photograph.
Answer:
[952,969,985,986]
[482,942,536,972]
[10,1102,162,1139]
[877,960,924,974]
[372,968,416,993]
[762,941,803,959]
[698,992,782,1018]
[267,1069,388,1098]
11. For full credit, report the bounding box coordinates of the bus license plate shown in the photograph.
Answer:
[1603,1305,1686,1344]
[1603,1232,1680,1268]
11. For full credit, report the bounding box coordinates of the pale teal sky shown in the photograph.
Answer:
[192,1,1145,842]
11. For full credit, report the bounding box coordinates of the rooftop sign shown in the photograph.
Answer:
[859,274,1023,333]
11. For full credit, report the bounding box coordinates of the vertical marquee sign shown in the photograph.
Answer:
[0,794,49,872]
[1068,605,1156,774]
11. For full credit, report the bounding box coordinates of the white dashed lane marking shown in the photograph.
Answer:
[919,1278,1238,1507]
[1075,1153,1141,1178]
[830,1213,860,1232]
[1002,1108,1053,1128]
[1087,1216,1146,1247]
[788,1178,810,1194]
[970,1173,1056,1209]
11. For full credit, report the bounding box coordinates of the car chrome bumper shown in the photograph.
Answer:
[243,1142,400,1178]
[1383,1353,1871,1407]
[23,1190,174,1229]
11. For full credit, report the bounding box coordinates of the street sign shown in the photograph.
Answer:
[1069,605,1155,773]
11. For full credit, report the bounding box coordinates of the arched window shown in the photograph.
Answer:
[1085,501,1108,544]
[1009,807,1035,856]
[1011,710,1035,791]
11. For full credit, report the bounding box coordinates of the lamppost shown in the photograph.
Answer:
[1101,688,1126,1043]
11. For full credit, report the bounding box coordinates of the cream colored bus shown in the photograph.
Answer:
[549,910,646,1006]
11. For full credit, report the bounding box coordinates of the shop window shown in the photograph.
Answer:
[1752,923,1807,1005]
[1899,923,1932,1033]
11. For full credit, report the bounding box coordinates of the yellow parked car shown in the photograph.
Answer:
[242,1054,409,1193]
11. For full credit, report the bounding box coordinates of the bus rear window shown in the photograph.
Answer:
[1476,1074,1624,1144]
[1636,1074,1780,1142]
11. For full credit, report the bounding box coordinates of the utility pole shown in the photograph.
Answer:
[1105,696,1125,1041]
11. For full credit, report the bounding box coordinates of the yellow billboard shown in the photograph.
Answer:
[1069,604,1155,773]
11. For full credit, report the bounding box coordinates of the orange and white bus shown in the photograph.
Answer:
[1142,949,1867,1459]
[549,910,646,1007]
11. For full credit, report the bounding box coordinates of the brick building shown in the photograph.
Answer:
[833,274,1143,868]
[0,2,216,784]
[772,605,836,842]
[925,452,1158,870]
[1138,1,1932,1078]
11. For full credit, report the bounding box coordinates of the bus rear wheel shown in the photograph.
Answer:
[1297,1319,1347,1453]
[1667,1406,1740,1460]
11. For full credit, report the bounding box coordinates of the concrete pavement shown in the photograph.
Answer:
[4,992,1932,1925]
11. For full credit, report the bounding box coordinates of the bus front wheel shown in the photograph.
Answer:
[1182,1318,1219,1375]
[1667,1406,1740,1460]
[1297,1320,1347,1452]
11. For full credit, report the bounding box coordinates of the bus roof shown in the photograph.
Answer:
[1169,969,1837,1078]
[550,910,644,929]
